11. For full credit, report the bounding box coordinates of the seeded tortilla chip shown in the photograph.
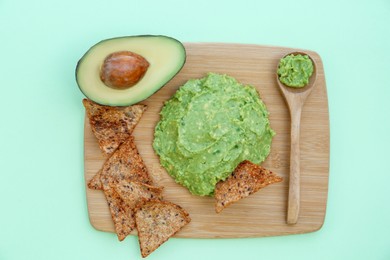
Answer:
[215,160,283,213]
[88,135,152,190]
[134,199,191,258]
[103,186,135,241]
[83,98,147,156]
[87,169,103,190]
[114,180,164,209]
[103,181,163,241]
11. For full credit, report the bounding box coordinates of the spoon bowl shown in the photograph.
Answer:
[277,51,317,99]
[276,51,317,225]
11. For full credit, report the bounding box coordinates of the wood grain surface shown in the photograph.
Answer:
[84,43,330,238]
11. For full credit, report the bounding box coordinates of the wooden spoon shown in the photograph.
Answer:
[276,52,317,225]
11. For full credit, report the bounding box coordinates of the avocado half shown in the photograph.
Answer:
[76,35,186,106]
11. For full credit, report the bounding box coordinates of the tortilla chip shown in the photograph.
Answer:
[114,180,164,209]
[214,160,283,213]
[83,98,147,156]
[88,135,152,190]
[102,181,163,241]
[103,186,135,241]
[134,199,191,258]
[87,169,103,190]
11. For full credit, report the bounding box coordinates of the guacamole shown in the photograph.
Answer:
[153,73,275,196]
[277,54,313,88]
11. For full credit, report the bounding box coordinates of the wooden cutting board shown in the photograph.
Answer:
[84,43,329,238]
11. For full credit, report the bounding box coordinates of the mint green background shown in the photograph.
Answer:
[1,0,389,259]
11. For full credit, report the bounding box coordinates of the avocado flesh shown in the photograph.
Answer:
[76,35,186,106]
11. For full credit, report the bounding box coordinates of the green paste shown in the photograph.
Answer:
[277,54,314,88]
[153,73,275,196]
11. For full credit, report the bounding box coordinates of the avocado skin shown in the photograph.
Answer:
[75,35,186,106]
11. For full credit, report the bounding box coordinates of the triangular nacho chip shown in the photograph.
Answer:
[134,199,191,258]
[215,160,283,213]
[83,98,147,156]
[114,180,164,209]
[103,186,135,241]
[87,169,103,190]
[103,181,163,241]
[88,135,152,190]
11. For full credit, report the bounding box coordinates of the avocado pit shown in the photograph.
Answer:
[100,51,150,89]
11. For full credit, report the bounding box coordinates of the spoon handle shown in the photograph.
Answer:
[287,105,302,225]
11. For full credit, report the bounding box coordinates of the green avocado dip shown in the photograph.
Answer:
[153,73,275,196]
[277,54,314,88]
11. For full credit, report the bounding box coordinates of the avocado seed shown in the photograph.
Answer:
[100,51,149,89]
